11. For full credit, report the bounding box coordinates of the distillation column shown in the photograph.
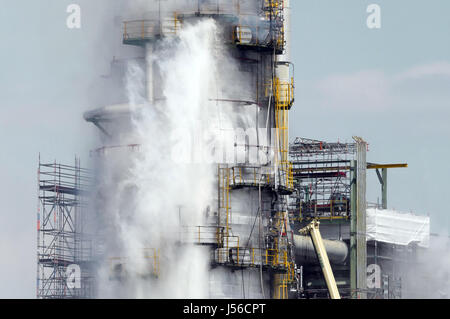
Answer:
[83,0,297,299]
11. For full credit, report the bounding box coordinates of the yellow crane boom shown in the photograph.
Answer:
[299,220,341,299]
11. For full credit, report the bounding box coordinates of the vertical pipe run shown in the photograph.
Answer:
[275,0,291,81]
[37,156,40,298]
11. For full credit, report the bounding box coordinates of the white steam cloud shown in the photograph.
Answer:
[93,14,262,298]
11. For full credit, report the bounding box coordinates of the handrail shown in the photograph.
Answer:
[233,24,284,51]
[123,17,181,41]
[109,248,160,277]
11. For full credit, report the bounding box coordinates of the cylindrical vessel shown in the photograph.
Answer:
[294,235,348,265]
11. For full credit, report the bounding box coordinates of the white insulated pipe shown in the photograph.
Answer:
[293,235,349,265]
[282,0,291,63]
[275,0,291,80]
[273,0,292,186]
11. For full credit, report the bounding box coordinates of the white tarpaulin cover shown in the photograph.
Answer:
[366,208,430,248]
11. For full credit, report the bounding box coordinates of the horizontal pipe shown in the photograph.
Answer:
[293,235,348,265]
[292,163,408,173]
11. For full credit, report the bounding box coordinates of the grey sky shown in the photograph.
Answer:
[0,0,449,298]
[290,0,450,234]
[0,0,125,298]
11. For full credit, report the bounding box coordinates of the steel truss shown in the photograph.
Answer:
[289,138,357,221]
[37,158,94,299]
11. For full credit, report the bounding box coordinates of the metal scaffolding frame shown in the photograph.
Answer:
[37,158,94,299]
[288,137,363,299]
[289,138,357,222]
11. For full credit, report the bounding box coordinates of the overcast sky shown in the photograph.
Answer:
[0,0,449,298]
[290,0,450,232]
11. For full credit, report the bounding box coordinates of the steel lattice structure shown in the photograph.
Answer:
[289,138,357,221]
[37,158,94,298]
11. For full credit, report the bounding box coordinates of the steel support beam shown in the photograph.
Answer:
[355,138,367,299]
[367,163,408,169]
[350,160,357,298]
[375,168,388,209]
[382,168,387,209]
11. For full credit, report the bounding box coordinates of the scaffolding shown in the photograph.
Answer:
[289,138,357,222]
[37,158,93,299]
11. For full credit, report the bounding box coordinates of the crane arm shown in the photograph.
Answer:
[299,220,341,299]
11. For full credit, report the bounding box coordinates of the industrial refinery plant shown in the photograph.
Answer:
[35,0,443,299]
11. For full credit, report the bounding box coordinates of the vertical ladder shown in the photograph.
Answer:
[274,77,294,189]
[218,165,231,248]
